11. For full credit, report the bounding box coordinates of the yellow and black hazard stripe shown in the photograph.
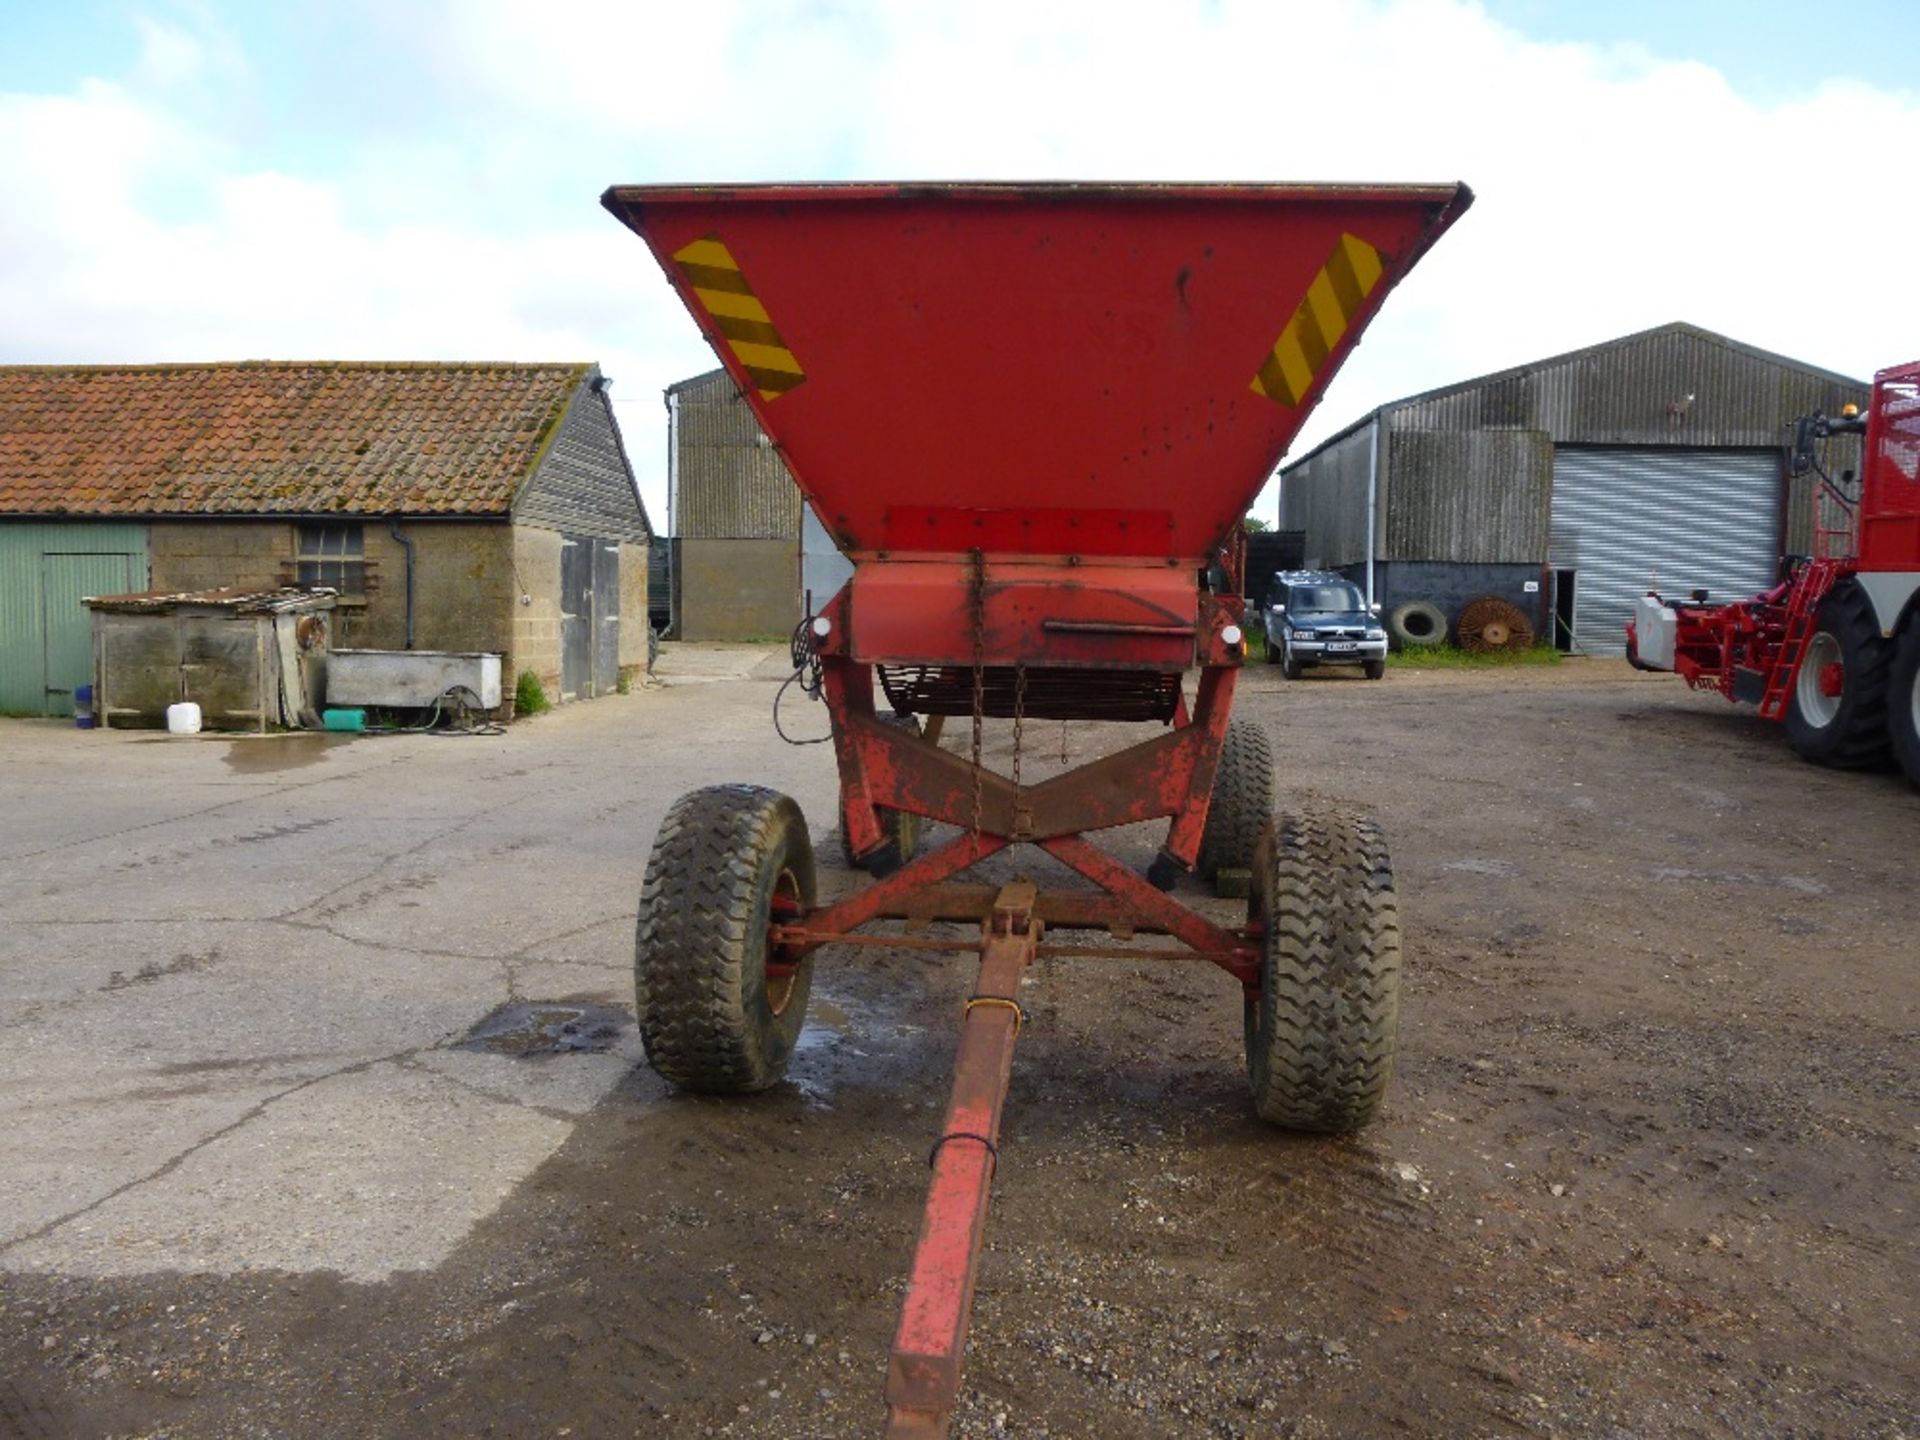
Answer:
[1249,233,1385,408]
[671,236,805,401]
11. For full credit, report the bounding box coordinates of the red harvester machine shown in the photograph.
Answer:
[603,182,1472,1435]
[1627,360,1920,788]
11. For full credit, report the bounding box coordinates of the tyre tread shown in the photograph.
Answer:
[1786,581,1893,769]
[1200,719,1274,885]
[634,784,814,1094]
[1245,809,1402,1133]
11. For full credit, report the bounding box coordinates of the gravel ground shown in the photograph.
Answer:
[1,651,1915,1439]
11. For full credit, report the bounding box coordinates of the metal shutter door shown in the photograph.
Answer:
[1550,448,1781,655]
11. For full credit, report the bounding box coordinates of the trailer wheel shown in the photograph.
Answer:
[1244,810,1402,1133]
[1388,600,1446,649]
[1200,719,1274,896]
[1784,582,1893,769]
[635,785,816,1093]
[1889,618,1920,790]
[840,713,921,873]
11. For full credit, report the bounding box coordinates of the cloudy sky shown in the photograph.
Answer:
[3,0,1915,528]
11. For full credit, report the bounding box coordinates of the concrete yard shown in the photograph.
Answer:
[0,647,1914,1437]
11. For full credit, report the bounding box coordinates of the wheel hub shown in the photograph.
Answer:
[765,869,804,1015]
[1796,631,1844,726]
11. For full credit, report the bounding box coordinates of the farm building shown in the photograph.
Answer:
[1278,323,1867,654]
[666,368,851,641]
[0,361,651,717]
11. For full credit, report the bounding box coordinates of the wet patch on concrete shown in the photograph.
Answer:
[222,733,352,774]
[459,1001,630,1058]
[101,948,219,992]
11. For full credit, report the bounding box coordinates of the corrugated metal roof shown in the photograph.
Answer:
[84,586,338,613]
[670,369,801,540]
[1283,322,1867,471]
[0,361,593,518]
[1279,322,1870,565]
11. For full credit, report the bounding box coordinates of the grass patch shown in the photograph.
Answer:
[513,669,550,716]
[1391,643,1561,669]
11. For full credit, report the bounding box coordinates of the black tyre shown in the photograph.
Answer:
[1199,718,1274,896]
[839,713,921,872]
[635,785,816,1093]
[1280,650,1303,680]
[1784,581,1893,769]
[1363,659,1386,681]
[1244,810,1402,1132]
[1889,615,1920,790]
[1387,600,1445,649]
[1263,630,1282,664]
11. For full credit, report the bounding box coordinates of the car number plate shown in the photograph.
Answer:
[1328,641,1357,653]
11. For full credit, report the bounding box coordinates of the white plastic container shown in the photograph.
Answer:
[165,701,203,735]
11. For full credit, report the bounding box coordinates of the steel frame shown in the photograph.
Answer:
[759,549,1264,1434]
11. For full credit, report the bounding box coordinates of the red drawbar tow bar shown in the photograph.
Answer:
[884,883,1038,1436]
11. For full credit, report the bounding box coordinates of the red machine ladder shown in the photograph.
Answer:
[1757,560,1840,721]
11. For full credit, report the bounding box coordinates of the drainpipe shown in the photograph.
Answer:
[1364,414,1380,608]
[387,515,416,649]
[664,388,679,637]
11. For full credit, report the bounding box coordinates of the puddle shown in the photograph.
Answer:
[460,1001,630,1057]
[223,733,351,773]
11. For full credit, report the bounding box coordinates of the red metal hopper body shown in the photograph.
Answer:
[604,182,1470,568]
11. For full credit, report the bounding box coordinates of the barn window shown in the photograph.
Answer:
[296,522,366,594]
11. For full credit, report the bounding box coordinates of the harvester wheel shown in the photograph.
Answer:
[1784,581,1893,769]
[1244,810,1402,1133]
[839,713,922,874]
[1889,617,1920,790]
[635,785,816,1093]
[1388,600,1446,649]
[1200,719,1274,896]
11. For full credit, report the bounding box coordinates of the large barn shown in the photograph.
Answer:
[1278,323,1867,654]
[665,368,849,642]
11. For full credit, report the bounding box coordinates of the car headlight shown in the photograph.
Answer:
[1289,628,1314,641]
[1366,628,1386,640]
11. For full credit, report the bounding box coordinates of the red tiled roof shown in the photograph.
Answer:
[0,361,592,516]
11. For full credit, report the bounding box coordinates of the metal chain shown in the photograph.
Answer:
[968,548,986,856]
[1011,661,1027,797]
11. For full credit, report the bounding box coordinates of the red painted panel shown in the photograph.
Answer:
[1859,361,1920,571]
[604,182,1471,563]
[847,560,1199,669]
[881,505,1174,556]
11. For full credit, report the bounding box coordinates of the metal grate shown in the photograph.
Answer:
[878,665,1181,722]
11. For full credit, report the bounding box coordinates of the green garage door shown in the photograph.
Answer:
[0,525,149,715]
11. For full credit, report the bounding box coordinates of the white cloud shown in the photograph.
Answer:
[1,0,1915,529]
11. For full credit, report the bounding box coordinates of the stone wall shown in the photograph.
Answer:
[510,526,564,694]
[148,518,517,657]
[677,537,797,641]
